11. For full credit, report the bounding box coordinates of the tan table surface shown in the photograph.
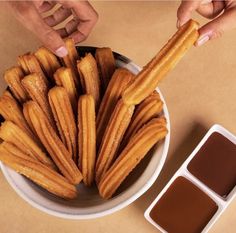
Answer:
[0,1,236,233]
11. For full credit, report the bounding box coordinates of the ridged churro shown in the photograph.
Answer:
[0,142,77,199]
[54,67,78,114]
[48,87,77,161]
[122,19,199,105]
[99,117,168,199]
[0,91,34,138]
[0,121,55,169]
[96,99,135,184]
[35,47,61,81]
[23,101,82,185]
[77,53,101,110]
[21,73,57,131]
[18,53,48,85]
[78,95,96,186]
[96,68,134,147]
[3,66,28,103]
[120,91,163,150]
[95,47,116,91]
[62,38,80,88]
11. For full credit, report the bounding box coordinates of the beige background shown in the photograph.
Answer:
[0,1,236,232]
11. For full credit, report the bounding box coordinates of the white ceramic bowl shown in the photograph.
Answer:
[0,47,170,219]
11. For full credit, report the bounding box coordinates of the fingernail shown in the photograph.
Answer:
[55,46,68,57]
[176,20,180,28]
[196,35,210,46]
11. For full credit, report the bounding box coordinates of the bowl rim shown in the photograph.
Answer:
[0,46,170,219]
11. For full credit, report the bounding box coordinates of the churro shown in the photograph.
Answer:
[21,72,57,131]
[62,38,80,88]
[3,66,28,103]
[78,95,96,186]
[99,117,168,199]
[0,142,77,199]
[122,19,199,105]
[48,87,77,161]
[0,121,54,169]
[23,101,82,185]
[54,67,78,114]
[96,68,134,147]
[95,47,116,91]
[35,47,61,81]
[77,53,101,110]
[96,99,135,184]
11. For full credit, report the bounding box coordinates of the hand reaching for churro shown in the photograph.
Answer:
[7,1,98,57]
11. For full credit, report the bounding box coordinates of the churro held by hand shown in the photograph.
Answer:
[21,72,57,131]
[99,117,168,199]
[0,143,77,200]
[62,38,80,88]
[0,91,33,138]
[4,66,28,103]
[77,53,101,110]
[95,47,116,91]
[122,19,199,105]
[48,87,77,161]
[96,99,135,184]
[18,53,48,85]
[35,47,61,81]
[0,121,54,169]
[54,67,78,114]
[23,101,82,185]
[78,95,96,186]
[96,68,134,147]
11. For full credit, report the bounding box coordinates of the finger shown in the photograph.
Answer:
[196,7,236,46]
[56,18,79,37]
[197,0,225,19]
[177,0,201,27]
[61,1,98,42]
[14,4,68,57]
[35,1,56,13]
[44,6,72,27]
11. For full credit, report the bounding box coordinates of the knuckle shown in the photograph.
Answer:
[211,29,224,39]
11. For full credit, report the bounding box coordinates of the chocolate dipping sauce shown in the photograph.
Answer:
[188,132,236,197]
[150,177,218,233]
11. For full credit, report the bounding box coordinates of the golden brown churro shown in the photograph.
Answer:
[18,53,48,85]
[23,101,82,185]
[77,53,101,110]
[3,66,28,103]
[21,73,57,131]
[62,38,80,88]
[35,47,61,81]
[96,99,135,184]
[48,87,77,161]
[78,95,96,186]
[120,91,163,150]
[122,20,199,105]
[0,143,77,199]
[0,121,55,169]
[54,67,78,114]
[99,117,168,199]
[95,47,116,91]
[96,68,134,147]
[0,91,34,138]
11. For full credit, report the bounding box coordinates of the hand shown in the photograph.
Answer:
[8,1,98,57]
[177,0,236,46]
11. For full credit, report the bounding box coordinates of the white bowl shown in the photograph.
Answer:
[0,47,170,219]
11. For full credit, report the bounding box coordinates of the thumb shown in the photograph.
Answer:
[196,7,236,46]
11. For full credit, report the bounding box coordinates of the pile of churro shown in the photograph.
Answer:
[0,20,199,200]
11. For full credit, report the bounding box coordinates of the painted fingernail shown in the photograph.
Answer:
[196,35,210,46]
[55,46,68,57]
